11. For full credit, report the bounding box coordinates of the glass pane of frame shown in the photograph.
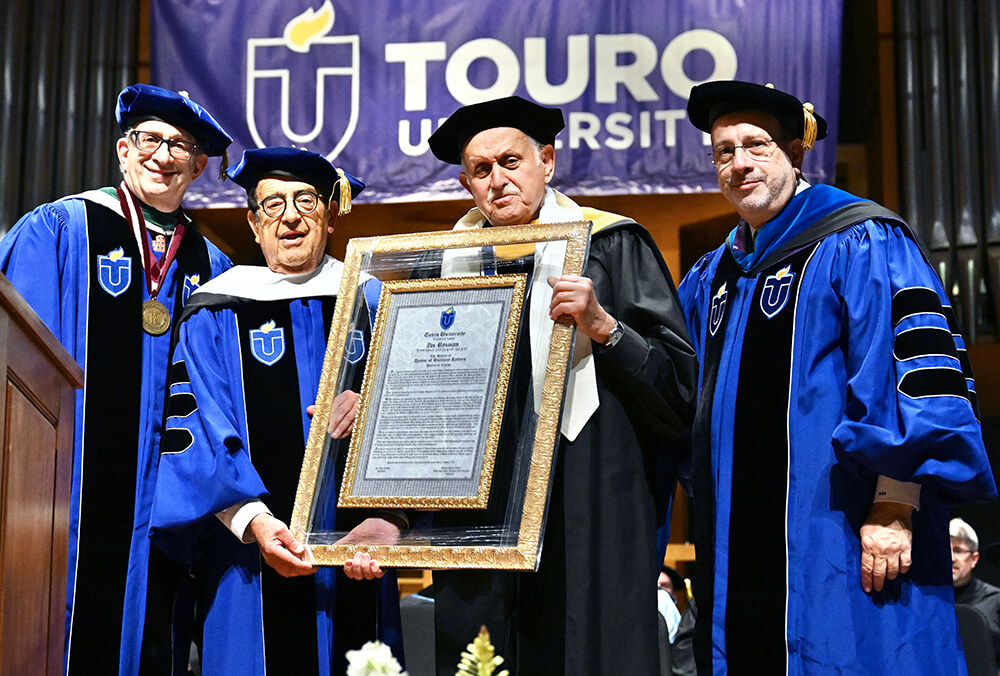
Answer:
[290,221,591,570]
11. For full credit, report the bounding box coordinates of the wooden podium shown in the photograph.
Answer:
[0,274,83,675]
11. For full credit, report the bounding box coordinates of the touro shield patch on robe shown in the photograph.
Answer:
[709,282,728,336]
[345,328,365,364]
[760,266,795,318]
[97,247,133,297]
[182,274,201,305]
[250,319,286,365]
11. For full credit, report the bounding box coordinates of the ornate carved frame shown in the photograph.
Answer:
[290,221,591,570]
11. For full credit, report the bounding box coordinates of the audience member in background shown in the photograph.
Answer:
[658,565,684,643]
[952,517,1000,673]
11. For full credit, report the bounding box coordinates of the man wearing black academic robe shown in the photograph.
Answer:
[423,187,697,675]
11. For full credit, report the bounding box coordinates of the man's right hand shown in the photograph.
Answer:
[305,389,361,439]
[337,517,402,580]
[248,513,316,578]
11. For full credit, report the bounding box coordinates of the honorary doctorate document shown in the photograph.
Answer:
[344,274,525,509]
[292,222,591,570]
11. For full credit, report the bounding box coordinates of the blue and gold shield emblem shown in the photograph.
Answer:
[97,247,132,297]
[760,266,796,319]
[440,306,456,330]
[345,328,365,364]
[182,274,201,306]
[250,319,285,366]
[709,283,728,337]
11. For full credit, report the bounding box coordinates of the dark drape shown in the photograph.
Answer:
[1,0,139,234]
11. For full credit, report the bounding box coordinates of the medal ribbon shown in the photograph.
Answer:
[115,181,187,298]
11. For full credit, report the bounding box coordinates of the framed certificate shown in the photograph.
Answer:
[340,274,526,509]
[290,221,591,570]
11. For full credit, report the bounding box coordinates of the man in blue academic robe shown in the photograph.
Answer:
[679,80,997,675]
[149,147,401,675]
[0,84,232,675]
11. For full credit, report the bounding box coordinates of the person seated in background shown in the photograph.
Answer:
[658,565,684,643]
[952,517,1000,673]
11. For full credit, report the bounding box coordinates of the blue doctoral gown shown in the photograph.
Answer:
[149,256,400,676]
[678,184,997,675]
[0,189,231,675]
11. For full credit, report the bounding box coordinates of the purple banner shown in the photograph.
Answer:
[151,0,842,207]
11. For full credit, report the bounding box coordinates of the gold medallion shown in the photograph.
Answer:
[142,299,171,336]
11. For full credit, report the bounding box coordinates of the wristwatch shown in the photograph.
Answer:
[603,319,624,347]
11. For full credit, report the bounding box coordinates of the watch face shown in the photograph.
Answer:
[606,320,623,346]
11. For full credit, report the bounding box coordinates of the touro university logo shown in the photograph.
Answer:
[246,1,359,160]
[97,247,132,297]
[709,282,727,337]
[345,328,365,364]
[250,319,286,366]
[182,274,201,305]
[440,306,456,330]
[760,265,796,318]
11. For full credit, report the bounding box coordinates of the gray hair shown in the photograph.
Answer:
[950,517,979,552]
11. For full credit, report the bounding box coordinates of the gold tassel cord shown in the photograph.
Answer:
[336,167,353,215]
[801,102,818,151]
[218,149,229,181]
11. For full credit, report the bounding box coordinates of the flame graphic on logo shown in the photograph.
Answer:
[259,319,277,333]
[774,265,792,279]
[189,274,200,285]
[108,247,125,261]
[713,282,727,301]
[283,0,335,53]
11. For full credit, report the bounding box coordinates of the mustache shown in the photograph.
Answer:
[489,184,521,202]
[727,172,766,188]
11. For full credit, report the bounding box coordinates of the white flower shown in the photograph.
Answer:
[345,641,408,676]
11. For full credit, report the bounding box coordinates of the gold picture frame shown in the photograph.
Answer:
[290,221,591,570]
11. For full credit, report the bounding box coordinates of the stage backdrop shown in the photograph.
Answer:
[151,0,842,206]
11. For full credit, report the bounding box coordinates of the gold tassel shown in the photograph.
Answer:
[801,102,818,151]
[336,167,352,215]
[218,149,230,181]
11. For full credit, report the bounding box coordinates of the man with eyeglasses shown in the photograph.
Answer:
[0,83,232,675]
[148,147,401,675]
[951,518,1000,672]
[678,80,996,675]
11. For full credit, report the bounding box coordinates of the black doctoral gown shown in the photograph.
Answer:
[419,207,697,675]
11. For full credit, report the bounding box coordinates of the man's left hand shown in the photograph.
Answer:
[860,501,914,593]
[248,513,316,578]
[547,275,616,344]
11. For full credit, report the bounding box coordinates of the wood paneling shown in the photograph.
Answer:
[0,276,82,676]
